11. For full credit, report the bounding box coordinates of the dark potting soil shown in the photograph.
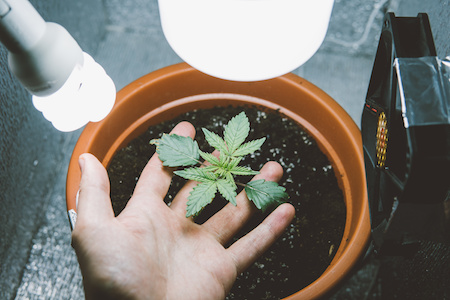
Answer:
[107,105,346,299]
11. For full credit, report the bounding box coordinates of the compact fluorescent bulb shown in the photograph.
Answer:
[158,0,334,81]
[0,0,116,131]
[32,52,116,132]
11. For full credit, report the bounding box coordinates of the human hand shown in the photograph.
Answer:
[71,121,295,300]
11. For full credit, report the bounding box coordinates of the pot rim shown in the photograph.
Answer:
[66,62,371,300]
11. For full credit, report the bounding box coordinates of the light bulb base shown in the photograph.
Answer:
[8,22,84,96]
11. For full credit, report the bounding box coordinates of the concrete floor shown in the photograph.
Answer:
[12,0,449,299]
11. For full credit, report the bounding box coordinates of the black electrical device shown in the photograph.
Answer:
[361,13,450,257]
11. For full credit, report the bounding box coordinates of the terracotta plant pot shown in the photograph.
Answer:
[66,62,371,299]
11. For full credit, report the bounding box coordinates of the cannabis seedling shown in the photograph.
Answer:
[150,112,289,217]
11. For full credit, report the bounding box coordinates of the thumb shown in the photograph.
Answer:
[76,153,114,225]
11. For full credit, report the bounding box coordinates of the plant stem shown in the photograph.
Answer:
[236,182,247,188]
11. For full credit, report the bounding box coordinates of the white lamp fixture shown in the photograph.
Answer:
[0,0,115,132]
[158,0,335,82]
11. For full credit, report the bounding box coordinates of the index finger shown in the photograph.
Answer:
[228,202,295,274]
[130,121,196,203]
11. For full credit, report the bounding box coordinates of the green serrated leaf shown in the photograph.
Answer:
[219,151,228,166]
[219,156,232,169]
[151,134,200,167]
[149,138,160,145]
[202,128,229,155]
[218,156,242,171]
[230,166,260,176]
[245,179,289,211]
[174,167,216,182]
[199,150,220,166]
[232,137,266,157]
[224,112,250,154]
[216,179,237,206]
[203,165,220,173]
[214,168,227,178]
[186,182,217,217]
[225,172,237,189]
[227,157,242,170]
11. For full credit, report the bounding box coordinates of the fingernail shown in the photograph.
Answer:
[78,155,86,173]
[76,189,80,209]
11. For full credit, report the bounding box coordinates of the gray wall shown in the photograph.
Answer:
[0,0,105,298]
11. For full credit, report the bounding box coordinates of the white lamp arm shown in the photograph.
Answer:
[0,0,46,53]
[0,0,83,96]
